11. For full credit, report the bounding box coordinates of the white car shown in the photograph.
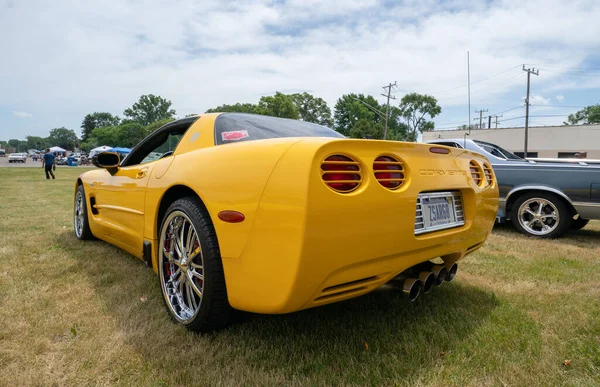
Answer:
[8,153,27,163]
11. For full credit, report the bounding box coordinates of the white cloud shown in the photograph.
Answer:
[528,94,551,105]
[1,0,600,138]
[12,111,32,118]
[556,95,565,102]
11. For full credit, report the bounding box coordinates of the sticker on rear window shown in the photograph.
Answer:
[221,130,249,141]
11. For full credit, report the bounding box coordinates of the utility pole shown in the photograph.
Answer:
[381,81,397,140]
[488,115,492,130]
[467,51,471,134]
[474,109,488,129]
[523,65,539,156]
[493,114,503,128]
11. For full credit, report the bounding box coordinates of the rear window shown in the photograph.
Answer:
[214,113,344,145]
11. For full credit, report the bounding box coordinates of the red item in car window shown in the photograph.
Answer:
[221,130,249,141]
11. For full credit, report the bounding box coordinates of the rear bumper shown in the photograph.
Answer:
[224,191,496,314]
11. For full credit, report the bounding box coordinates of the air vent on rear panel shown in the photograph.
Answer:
[373,155,405,190]
[483,162,494,186]
[321,155,362,193]
[470,161,483,186]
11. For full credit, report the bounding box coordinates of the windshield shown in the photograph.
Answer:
[214,113,344,145]
[474,140,522,160]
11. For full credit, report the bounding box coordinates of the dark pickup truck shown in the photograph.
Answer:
[427,138,600,238]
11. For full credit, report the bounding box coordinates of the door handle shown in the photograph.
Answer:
[136,170,147,179]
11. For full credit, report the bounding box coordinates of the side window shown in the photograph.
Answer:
[139,133,183,164]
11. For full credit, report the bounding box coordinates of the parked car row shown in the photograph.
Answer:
[426,138,600,238]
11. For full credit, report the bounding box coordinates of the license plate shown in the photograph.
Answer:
[415,192,465,235]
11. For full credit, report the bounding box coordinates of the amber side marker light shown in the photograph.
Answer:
[429,147,450,154]
[218,210,245,223]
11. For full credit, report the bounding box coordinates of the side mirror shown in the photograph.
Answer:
[93,152,120,169]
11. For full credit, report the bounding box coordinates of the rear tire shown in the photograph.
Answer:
[158,197,231,332]
[510,192,572,238]
[570,217,589,230]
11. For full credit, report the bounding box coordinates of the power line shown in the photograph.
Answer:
[525,63,600,71]
[530,104,586,108]
[437,72,526,101]
[423,64,522,95]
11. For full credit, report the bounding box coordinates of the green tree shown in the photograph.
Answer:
[144,118,176,136]
[89,126,120,147]
[290,92,333,127]
[117,122,146,148]
[258,92,300,119]
[205,103,262,114]
[26,136,47,150]
[565,104,600,125]
[47,128,79,150]
[81,112,120,141]
[0,140,7,148]
[123,94,176,126]
[457,124,478,131]
[348,119,384,139]
[8,139,21,150]
[398,93,442,142]
[333,94,383,136]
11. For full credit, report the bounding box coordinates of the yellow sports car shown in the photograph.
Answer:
[74,113,498,332]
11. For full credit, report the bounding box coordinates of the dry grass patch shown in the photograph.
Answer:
[0,167,599,386]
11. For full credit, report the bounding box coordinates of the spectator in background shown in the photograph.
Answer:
[42,148,56,179]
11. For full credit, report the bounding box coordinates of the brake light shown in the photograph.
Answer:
[373,155,405,190]
[469,161,483,186]
[483,162,494,186]
[321,155,362,193]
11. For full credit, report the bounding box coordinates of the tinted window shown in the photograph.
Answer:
[474,140,522,160]
[214,113,344,145]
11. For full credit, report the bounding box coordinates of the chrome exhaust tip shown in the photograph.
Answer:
[431,265,448,286]
[445,263,458,282]
[402,278,422,301]
[417,271,434,294]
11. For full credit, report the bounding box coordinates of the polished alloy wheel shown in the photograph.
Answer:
[74,191,84,238]
[159,211,204,323]
[517,198,559,236]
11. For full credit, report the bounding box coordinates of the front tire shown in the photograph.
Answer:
[74,185,95,240]
[510,192,572,238]
[158,197,231,332]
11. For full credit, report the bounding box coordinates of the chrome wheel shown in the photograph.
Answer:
[74,191,84,238]
[159,211,204,323]
[517,198,559,236]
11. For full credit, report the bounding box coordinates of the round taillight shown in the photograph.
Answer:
[483,162,494,186]
[321,155,361,193]
[470,161,483,186]
[373,155,405,190]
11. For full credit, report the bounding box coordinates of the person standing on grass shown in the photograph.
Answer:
[42,148,56,179]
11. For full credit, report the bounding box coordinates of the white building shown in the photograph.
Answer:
[422,124,600,159]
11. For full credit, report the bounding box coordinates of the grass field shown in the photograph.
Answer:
[1,167,599,386]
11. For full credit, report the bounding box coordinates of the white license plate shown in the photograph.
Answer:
[415,192,465,234]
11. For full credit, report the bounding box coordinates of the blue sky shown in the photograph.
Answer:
[2,0,600,141]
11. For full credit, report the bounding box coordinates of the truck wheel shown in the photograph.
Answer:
[570,217,589,230]
[510,192,572,238]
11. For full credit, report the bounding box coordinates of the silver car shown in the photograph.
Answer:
[426,139,600,238]
[8,153,27,163]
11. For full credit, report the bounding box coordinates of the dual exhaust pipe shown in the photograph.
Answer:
[398,262,458,302]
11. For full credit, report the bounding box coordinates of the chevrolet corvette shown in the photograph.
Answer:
[74,113,499,332]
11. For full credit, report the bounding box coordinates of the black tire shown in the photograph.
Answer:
[510,191,572,238]
[74,184,95,240]
[158,197,231,332]
[570,217,590,230]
